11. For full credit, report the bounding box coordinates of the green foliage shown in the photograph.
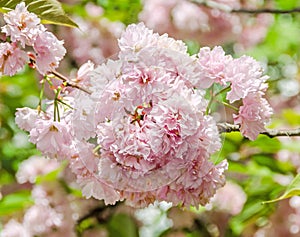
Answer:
[0,0,78,27]
[107,213,139,237]
[263,173,300,204]
[275,0,300,9]
[97,0,141,25]
[0,190,33,216]
[248,14,300,60]
[0,68,40,176]
[282,109,300,126]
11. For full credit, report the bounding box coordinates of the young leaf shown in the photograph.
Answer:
[263,173,300,204]
[0,190,33,216]
[0,0,78,28]
[107,213,138,237]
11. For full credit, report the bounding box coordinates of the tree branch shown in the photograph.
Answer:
[76,202,120,225]
[217,123,300,138]
[50,70,92,95]
[191,0,300,14]
[231,8,300,14]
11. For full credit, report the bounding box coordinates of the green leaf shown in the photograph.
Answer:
[97,0,142,25]
[230,200,274,235]
[263,173,300,204]
[247,135,282,153]
[0,190,33,216]
[107,213,138,237]
[252,154,295,174]
[0,0,78,27]
[282,109,300,126]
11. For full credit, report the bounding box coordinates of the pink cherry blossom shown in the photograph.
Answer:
[16,155,60,184]
[33,31,66,75]
[196,46,233,88]
[29,119,73,159]
[139,0,271,50]
[76,23,228,206]
[233,92,273,140]
[1,2,45,47]
[118,22,159,54]
[172,1,209,32]
[0,219,30,237]
[0,42,28,76]
[225,55,269,103]
[208,181,247,215]
[13,22,278,208]
[75,61,95,86]
[69,142,121,205]
[15,107,40,131]
[23,204,63,235]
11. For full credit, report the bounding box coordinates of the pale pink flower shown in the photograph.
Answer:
[0,42,28,76]
[29,119,72,159]
[225,55,269,103]
[16,155,60,184]
[139,0,177,35]
[172,1,209,32]
[1,2,45,47]
[23,204,63,235]
[31,182,67,206]
[196,46,232,88]
[0,219,30,237]
[95,84,225,197]
[75,61,95,86]
[140,0,271,50]
[118,22,159,54]
[33,31,66,75]
[71,92,97,140]
[69,142,121,205]
[236,14,274,51]
[208,181,247,215]
[170,160,227,207]
[156,33,188,54]
[67,23,229,207]
[233,92,273,140]
[15,107,40,131]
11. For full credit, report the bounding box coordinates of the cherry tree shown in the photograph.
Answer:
[1,1,300,236]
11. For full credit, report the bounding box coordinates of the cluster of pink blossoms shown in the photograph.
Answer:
[15,21,273,208]
[0,3,66,76]
[140,0,273,51]
[1,156,100,237]
[59,3,124,65]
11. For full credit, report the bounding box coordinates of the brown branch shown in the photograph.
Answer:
[231,8,300,14]
[50,70,92,95]
[76,202,120,235]
[191,0,300,14]
[28,54,92,95]
[217,123,300,138]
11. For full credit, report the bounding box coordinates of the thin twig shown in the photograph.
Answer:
[232,8,300,14]
[50,70,92,95]
[191,0,300,14]
[217,123,300,138]
[76,202,120,226]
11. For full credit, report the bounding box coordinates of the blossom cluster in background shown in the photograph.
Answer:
[140,0,273,52]
[58,3,124,66]
[0,156,100,237]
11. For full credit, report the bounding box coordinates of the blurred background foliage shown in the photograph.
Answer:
[1,0,300,236]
